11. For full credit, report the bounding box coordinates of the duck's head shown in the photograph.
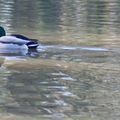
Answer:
[0,26,6,37]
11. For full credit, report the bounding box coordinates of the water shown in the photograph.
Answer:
[0,0,120,120]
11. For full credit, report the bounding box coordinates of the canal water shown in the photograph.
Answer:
[0,0,120,120]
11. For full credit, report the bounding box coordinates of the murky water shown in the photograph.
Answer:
[0,0,120,120]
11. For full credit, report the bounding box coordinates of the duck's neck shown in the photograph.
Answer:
[0,27,6,37]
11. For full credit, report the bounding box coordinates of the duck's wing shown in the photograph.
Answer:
[11,34,30,40]
[11,34,38,42]
[0,36,29,45]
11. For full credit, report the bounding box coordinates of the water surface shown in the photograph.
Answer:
[0,0,120,120]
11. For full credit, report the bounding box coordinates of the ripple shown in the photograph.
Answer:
[38,45,109,52]
[60,77,75,81]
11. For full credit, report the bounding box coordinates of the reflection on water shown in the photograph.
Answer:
[0,0,120,120]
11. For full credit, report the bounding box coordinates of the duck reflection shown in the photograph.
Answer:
[27,49,40,58]
[0,47,40,58]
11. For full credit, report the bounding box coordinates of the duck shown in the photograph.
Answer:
[0,26,39,50]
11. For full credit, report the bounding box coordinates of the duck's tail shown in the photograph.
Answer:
[26,41,39,49]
